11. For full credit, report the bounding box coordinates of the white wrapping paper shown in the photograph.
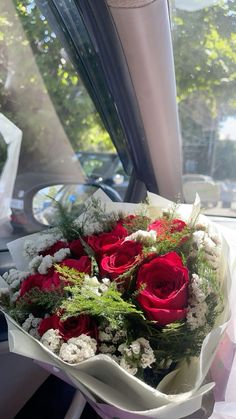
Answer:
[2,191,236,418]
[0,113,22,224]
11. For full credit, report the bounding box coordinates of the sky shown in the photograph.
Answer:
[219,117,236,141]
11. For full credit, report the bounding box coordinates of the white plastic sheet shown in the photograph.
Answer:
[0,113,22,225]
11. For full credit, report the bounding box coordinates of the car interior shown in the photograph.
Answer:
[1,0,236,418]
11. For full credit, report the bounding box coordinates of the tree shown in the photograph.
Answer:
[172,0,236,178]
[0,0,114,175]
[213,140,236,180]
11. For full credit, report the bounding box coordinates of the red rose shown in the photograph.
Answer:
[19,272,61,297]
[87,223,128,255]
[101,240,142,280]
[58,314,97,341]
[170,219,187,233]
[39,241,67,257]
[148,218,186,235]
[38,314,60,336]
[19,257,91,297]
[69,239,85,258]
[62,257,91,275]
[38,314,97,341]
[137,252,189,326]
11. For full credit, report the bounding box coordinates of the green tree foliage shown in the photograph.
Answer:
[0,0,114,176]
[172,0,236,178]
[213,140,236,180]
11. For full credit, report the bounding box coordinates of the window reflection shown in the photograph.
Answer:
[0,0,120,239]
[171,0,236,215]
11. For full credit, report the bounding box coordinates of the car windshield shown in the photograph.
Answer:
[0,1,130,246]
[171,0,236,216]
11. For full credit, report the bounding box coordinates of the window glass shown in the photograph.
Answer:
[0,0,129,243]
[171,0,236,215]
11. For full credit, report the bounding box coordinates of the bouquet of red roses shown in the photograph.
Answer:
[0,191,230,418]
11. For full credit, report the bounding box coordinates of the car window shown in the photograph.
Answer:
[0,1,131,244]
[77,152,117,178]
[171,0,236,215]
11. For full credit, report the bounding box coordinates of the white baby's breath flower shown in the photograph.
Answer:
[31,317,42,328]
[118,338,155,375]
[11,291,20,303]
[22,315,34,332]
[29,328,41,340]
[192,230,220,269]
[84,275,100,287]
[22,314,43,340]
[99,277,111,294]
[120,358,138,376]
[71,334,97,352]
[41,329,62,353]
[130,341,141,355]
[9,279,21,290]
[80,276,111,297]
[118,343,126,355]
[102,278,110,285]
[99,284,107,293]
[59,334,97,363]
[53,248,70,262]
[141,352,156,369]
[99,343,116,354]
[125,229,157,245]
[187,301,208,330]
[3,269,29,287]
[112,329,127,343]
[38,255,54,275]
[24,231,66,259]
[80,276,100,296]
[29,255,43,272]
[23,240,38,258]
[99,331,113,342]
[188,274,206,304]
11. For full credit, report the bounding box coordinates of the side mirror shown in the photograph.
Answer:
[32,182,122,227]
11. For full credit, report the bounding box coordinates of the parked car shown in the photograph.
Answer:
[218,181,236,208]
[182,174,220,207]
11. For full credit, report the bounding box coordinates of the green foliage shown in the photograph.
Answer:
[213,140,236,180]
[61,282,144,329]
[0,0,115,176]
[53,200,84,242]
[128,316,205,365]
[79,197,122,233]
[172,1,236,176]
[55,264,85,286]
[123,215,151,234]
[9,287,65,322]
[0,291,11,312]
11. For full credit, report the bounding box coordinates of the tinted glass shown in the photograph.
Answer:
[171,0,236,215]
[0,0,129,244]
